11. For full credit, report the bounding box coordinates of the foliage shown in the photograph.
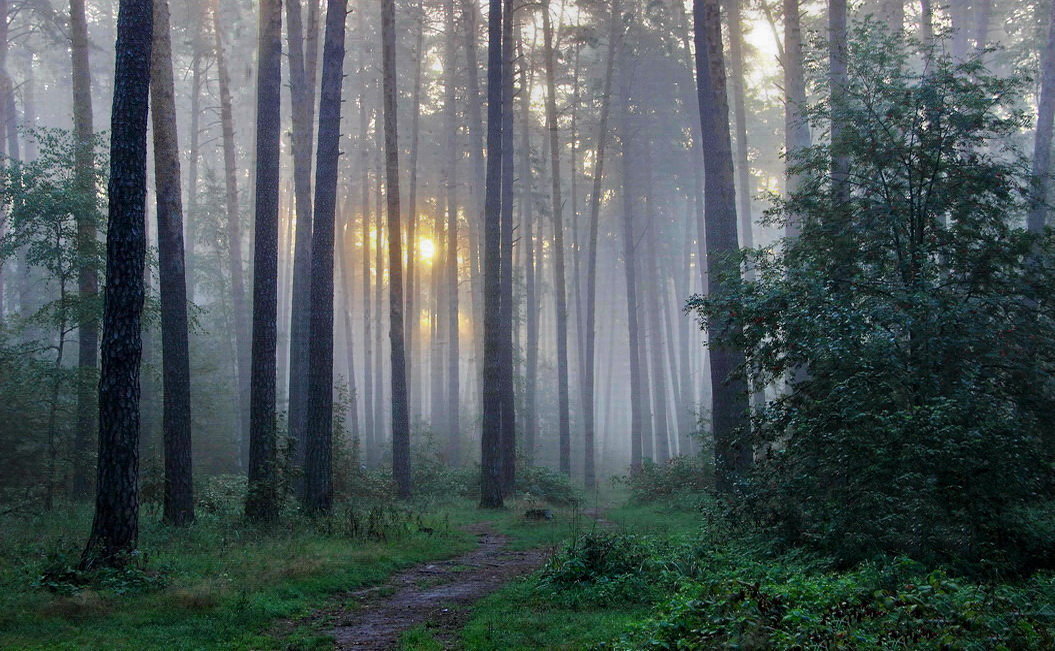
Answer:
[689,25,1055,570]
[515,464,581,506]
[614,552,1055,649]
[619,455,713,504]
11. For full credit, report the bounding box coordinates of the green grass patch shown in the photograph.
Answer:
[0,502,474,650]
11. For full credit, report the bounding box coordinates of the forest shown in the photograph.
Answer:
[2,0,1055,647]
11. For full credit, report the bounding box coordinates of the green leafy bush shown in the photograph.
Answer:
[689,25,1055,571]
[539,532,673,606]
[615,554,1055,649]
[620,455,713,504]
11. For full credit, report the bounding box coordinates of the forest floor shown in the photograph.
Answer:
[287,524,550,649]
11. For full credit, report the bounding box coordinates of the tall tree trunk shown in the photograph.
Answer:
[499,0,517,493]
[360,101,375,465]
[285,0,320,476]
[444,0,462,463]
[303,0,347,513]
[723,0,753,251]
[381,0,411,499]
[81,0,152,569]
[185,0,204,303]
[1030,0,1055,234]
[373,151,385,457]
[462,0,486,413]
[406,9,424,419]
[829,0,850,210]
[480,0,505,508]
[618,54,646,473]
[518,24,539,465]
[694,0,751,492]
[71,0,99,499]
[784,0,811,237]
[541,0,571,476]
[245,0,282,523]
[644,169,670,463]
[973,0,992,54]
[582,0,619,487]
[150,0,194,526]
[339,215,360,446]
[214,3,251,471]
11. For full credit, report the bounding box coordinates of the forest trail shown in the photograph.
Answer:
[320,524,550,649]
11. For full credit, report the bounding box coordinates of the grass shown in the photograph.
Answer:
[0,501,474,650]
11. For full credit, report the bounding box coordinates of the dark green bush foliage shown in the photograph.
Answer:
[616,553,1055,649]
[539,532,673,606]
[516,464,581,506]
[689,24,1055,570]
[620,455,713,504]
[34,550,169,597]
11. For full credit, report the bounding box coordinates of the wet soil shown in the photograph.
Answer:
[312,525,550,649]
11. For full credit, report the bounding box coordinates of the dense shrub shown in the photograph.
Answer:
[690,25,1055,571]
[615,554,1055,649]
[620,455,713,504]
[539,531,673,606]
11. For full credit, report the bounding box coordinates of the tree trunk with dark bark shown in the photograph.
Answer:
[444,0,462,463]
[304,0,348,514]
[381,0,412,499]
[81,0,152,569]
[498,0,516,493]
[150,0,194,526]
[694,0,750,492]
[246,0,282,523]
[480,0,505,508]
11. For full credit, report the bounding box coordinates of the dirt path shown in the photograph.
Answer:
[319,525,549,649]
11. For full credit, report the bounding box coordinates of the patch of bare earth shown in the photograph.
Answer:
[311,525,550,649]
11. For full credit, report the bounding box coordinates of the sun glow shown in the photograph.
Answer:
[418,237,436,263]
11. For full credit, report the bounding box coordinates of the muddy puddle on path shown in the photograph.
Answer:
[310,525,550,650]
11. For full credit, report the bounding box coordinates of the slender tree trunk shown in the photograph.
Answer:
[380,0,411,499]
[373,151,385,457]
[973,0,992,53]
[285,0,319,477]
[723,0,753,251]
[71,0,99,499]
[406,9,424,419]
[338,216,361,446]
[541,0,571,476]
[462,0,486,412]
[480,0,505,508]
[444,0,462,463]
[246,0,282,523]
[151,0,194,526]
[518,25,539,465]
[360,102,375,465]
[829,0,850,210]
[303,0,347,514]
[214,3,251,471]
[1030,0,1055,234]
[784,0,811,237]
[185,0,204,303]
[694,0,751,492]
[582,0,619,487]
[81,0,152,569]
[499,0,517,493]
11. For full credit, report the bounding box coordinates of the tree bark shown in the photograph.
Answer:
[518,23,539,465]
[71,0,99,499]
[784,0,811,237]
[150,0,194,526]
[285,0,319,477]
[541,0,571,477]
[406,8,424,419]
[499,0,516,493]
[303,0,347,514]
[582,0,620,487]
[381,0,411,499]
[246,0,282,523]
[694,0,751,492]
[444,0,462,463]
[81,0,152,569]
[213,2,252,471]
[1030,0,1055,233]
[480,0,505,508]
